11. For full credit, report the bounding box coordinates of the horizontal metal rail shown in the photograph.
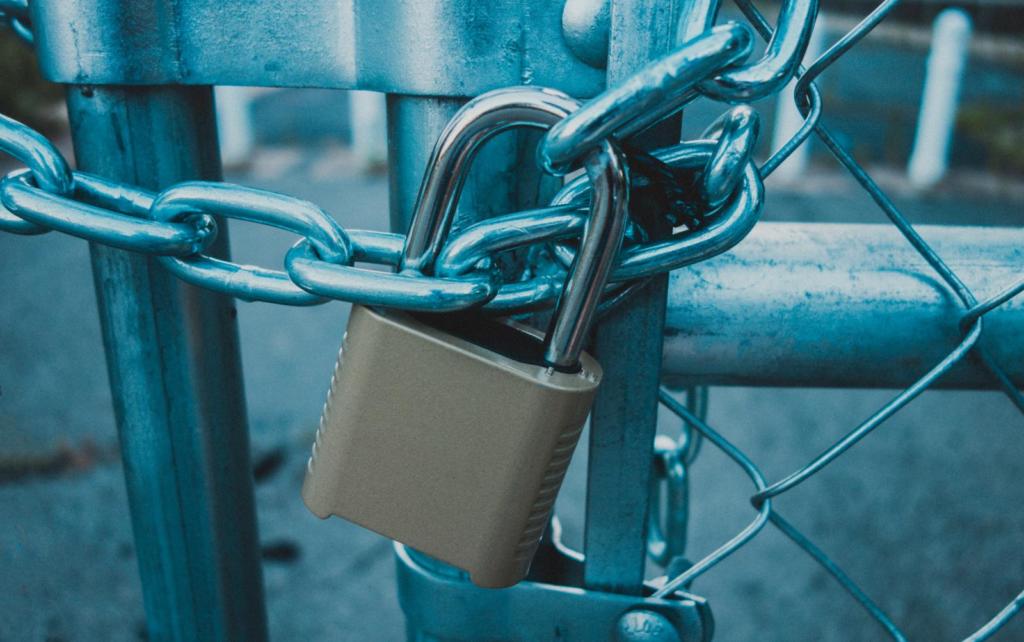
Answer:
[28,0,604,96]
[662,222,1024,389]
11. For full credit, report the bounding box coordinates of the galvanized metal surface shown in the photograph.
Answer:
[28,0,604,97]
[582,0,681,596]
[395,544,712,642]
[561,0,611,69]
[65,86,267,642]
[662,221,1024,389]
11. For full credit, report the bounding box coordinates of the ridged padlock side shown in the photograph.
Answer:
[511,416,585,568]
[302,305,600,588]
[305,339,348,492]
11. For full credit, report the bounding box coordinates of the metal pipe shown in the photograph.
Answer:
[386,96,465,234]
[662,222,1024,389]
[65,86,268,642]
[583,0,682,595]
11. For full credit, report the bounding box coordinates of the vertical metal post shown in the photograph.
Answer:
[583,1,682,594]
[386,95,542,233]
[386,96,466,232]
[65,86,268,642]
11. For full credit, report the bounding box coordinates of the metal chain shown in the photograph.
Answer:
[0,22,771,314]
[0,0,32,44]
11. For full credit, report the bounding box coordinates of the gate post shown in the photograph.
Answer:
[65,86,268,642]
[583,0,683,594]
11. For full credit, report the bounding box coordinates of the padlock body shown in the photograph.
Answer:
[302,305,601,588]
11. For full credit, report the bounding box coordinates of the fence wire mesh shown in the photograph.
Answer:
[649,1,1024,639]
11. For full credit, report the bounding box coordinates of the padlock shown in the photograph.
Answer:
[302,87,629,588]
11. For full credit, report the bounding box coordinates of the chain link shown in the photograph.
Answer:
[0,0,32,44]
[150,182,353,305]
[0,112,71,234]
[1,169,219,255]
[0,22,770,314]
[538,23,754,175]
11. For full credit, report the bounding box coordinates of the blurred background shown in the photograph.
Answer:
[1,2,1023,640]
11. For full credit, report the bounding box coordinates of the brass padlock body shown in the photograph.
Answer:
[302,304,601,588]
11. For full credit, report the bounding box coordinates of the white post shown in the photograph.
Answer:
[350,90,388,172]
[215,86,257,169]
[907,8,972,190]
[770,12,829,184]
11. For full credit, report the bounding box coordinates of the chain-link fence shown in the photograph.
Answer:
[643,1,1023,639]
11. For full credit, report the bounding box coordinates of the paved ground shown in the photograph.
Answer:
[2,138,1022,641]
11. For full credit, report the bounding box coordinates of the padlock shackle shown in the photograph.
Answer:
[543,143,628,370]
[401,87,581,276]
[401,85,629,371]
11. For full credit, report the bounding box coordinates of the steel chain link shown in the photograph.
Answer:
[0,0,31,44]
[0,15,775,312]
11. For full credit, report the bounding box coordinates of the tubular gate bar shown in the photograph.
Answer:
[3,0,1023,640]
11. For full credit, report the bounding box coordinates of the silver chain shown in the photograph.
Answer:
[0,4,820,312]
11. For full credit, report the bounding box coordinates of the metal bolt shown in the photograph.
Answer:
[614,609,683,642]
[561,0,610,69]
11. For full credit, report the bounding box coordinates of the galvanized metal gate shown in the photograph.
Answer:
[1,0,1022,640]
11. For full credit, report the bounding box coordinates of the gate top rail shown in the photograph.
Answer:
[27,0,605,97]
